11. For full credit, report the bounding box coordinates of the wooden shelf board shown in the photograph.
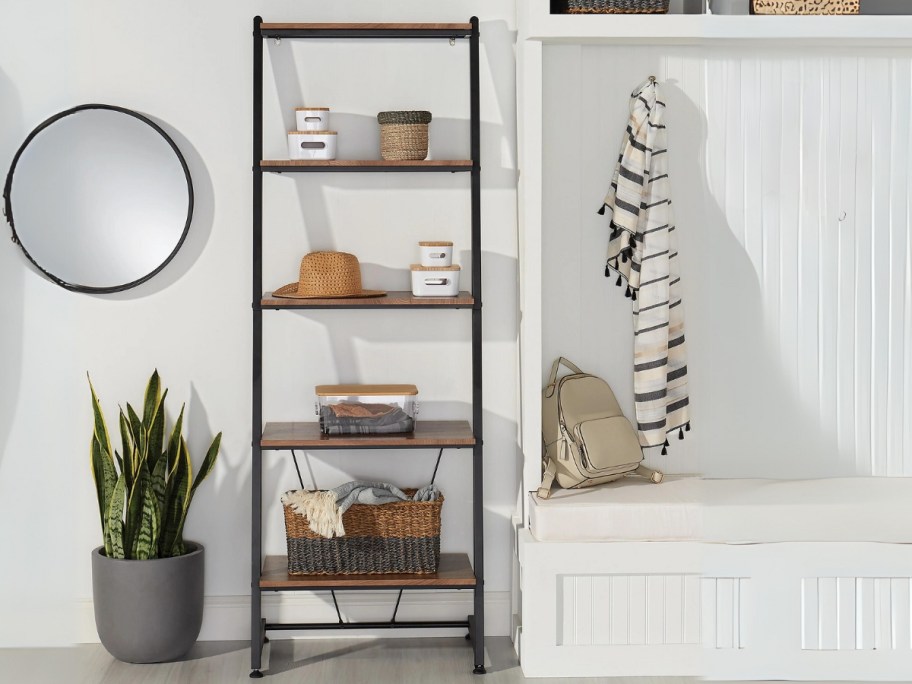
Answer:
[261,290,474,309]
[261,160,473,172]
[261,420,475,449]
[260,553,477,589]
[261,23,473,31]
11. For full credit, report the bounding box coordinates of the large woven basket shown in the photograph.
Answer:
[751,0,858,12]
[283,490,442,575]
[378,111,431,161]
[560,0,670,13]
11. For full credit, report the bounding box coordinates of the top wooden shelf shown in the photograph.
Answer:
[519,2,912,45]
[259,22,474,40]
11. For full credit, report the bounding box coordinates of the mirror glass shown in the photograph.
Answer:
[4,105,193,292]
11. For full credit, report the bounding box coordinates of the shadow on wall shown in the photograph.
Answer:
[0,68,24,471]
[183,383,259,595]
[96,117,215,301]
[664,80,844,479]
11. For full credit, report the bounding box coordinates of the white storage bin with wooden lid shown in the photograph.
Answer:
[315,384,418,435]
[410,264,461,297]
[295,107,330,131]
[418,241,453,267]
[287,131,337,160]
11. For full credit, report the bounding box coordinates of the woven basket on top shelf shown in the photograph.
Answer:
[751,0,858,13]
[378,110,432,161]
[559,0,670,13]
[283,489,442,575]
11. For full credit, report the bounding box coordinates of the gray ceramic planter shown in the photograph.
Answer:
[91,542,204,663]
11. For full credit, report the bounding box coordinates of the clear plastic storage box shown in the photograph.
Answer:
[315,384,418,435]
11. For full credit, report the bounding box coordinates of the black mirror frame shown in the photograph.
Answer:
[2,103,194,294]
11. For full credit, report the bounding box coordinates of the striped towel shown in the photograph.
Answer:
[599,78,690,453]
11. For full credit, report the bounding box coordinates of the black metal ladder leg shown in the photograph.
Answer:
[469,15,485,676]
[250,13,265,680]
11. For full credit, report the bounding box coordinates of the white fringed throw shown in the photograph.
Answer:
[599,78,690,453]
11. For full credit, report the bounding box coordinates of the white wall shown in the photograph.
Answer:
[542,44,912,479]
[0,0,518,646]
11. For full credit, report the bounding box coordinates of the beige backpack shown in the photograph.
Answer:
[538,357,663,499]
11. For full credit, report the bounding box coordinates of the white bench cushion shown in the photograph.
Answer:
[528,476,912,543]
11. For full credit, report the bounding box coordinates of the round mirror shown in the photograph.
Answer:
[3,104,193,293]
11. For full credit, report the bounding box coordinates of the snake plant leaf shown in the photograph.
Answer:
[126,403,146,472]
[132,469,160,560]
[114,450,123,475]
[88,374,113,457]
[142,369,161,432]
[146,389,168,473]
[151,452,167,521]
[166,404,185,478]
[105,474,126,559]
[189,432,222,498]
[91,436,117,539]
[161,436,192,557]
[124,461,149,558]
[118,410,134,491]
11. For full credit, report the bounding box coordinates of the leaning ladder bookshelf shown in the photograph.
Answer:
[250,17,485,678]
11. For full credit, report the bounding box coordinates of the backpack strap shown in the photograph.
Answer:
[544,357,585,398]
[537,457,557,499]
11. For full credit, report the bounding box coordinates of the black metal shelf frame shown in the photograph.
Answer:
[251,16,484,679]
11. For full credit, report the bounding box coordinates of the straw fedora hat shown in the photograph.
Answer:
[272,251,385,299]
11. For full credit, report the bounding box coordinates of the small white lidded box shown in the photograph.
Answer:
[287,131,337,160]
[418,241,453,267]
[411,264,461,297]
[295,107,330,131]
[316,384,418,435]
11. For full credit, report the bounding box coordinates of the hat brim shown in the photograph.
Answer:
[271,282,386,299]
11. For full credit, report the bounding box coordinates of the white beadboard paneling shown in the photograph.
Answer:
[559,575,701,647]
[891,578,911,650]
[803,577,912,651]
[702,578,717,649]
[803,577,820,650]
[665,574,684,645]
[611,575,631,646]
[684,575,702,645]
[838,576,857,650]
[819,577,839,650]
[542,45,912,477]
[628,576,648,645]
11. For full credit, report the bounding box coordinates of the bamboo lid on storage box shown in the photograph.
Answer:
[315,384,419,396]
[418,241,453,247]
[410,264,460,272]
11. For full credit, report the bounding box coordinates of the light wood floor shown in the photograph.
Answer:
[0,637,888,684]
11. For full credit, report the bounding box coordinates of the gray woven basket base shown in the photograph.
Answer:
[287,535,441,575]
[567,0,669,10]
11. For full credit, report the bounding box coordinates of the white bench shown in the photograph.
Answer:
[516,476,912,680]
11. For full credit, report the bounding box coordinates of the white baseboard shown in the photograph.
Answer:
[76,590,511,643]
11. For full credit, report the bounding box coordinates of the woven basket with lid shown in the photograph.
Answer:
[751,0,857,13]
[378,110,432,161]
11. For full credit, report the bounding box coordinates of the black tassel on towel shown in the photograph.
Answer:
[686,421,691,432]
[631,289,637,302]
[661,446,668,455]
[629,235,636,249]
[679,427,684,440]
[597,204,606,215]
[625,286,632,298]
[616,275,622,287]
[621,252,628,264]
[605,264,611,278]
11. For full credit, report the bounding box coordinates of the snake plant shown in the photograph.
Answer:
[89,370,221,560]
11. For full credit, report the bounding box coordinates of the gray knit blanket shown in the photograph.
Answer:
[281,481,440,539]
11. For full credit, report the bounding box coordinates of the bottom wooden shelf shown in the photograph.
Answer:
[260,552,477,590]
